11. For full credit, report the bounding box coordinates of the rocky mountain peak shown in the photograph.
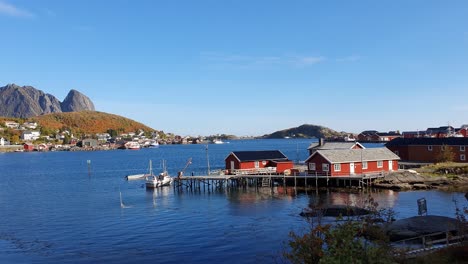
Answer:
[0,84,95,118]
[61,89,95,112]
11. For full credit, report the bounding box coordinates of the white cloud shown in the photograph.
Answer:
[0,1,34,18]
[201,52,325,68]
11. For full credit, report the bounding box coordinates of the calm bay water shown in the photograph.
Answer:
[0,139,466,263]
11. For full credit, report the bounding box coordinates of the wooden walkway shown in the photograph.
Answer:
[393,231,467,257]
[173,173,386,191]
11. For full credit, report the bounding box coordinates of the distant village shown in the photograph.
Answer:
[0,120,467,167]
[0,120,228,152]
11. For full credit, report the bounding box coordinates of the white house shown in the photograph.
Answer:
[23,122,38,129]
[4,121,19,129]
[0,137,4,146]
[22,131,41,141]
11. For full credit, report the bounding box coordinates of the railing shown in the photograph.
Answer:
[229,167,277,175]
[303,171,387,178]
[393,231,467,256]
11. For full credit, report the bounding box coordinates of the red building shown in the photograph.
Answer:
[225,150,293,175]
[357,131,401,142]
[305,148,400,177]
[23,143,34,152]
[386,137,468,163]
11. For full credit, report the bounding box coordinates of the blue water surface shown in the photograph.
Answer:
[0,139,465,263]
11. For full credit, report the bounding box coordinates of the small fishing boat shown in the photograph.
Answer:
[125,141,141,150]
[212,138,224,144]
[148,141,159,148]
[145,160,173,188]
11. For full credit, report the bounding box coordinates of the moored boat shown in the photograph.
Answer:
[125,141,141,150]
[145,160,173,188]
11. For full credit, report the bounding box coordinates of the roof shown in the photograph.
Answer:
[386,137,468,146]
[376,132,401,137]
[227,150,288,162]
[306,148,400,164]
[307,141,365,150]
[426,126,454,133]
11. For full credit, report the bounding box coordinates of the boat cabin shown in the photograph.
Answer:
[225,150,294,175]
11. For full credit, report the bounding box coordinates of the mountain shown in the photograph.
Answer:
[32,111,155,134]
[0,84,95,118]
[262,124,349,139]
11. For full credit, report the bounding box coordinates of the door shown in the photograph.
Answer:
[350,162,355,175]
[388,160,393,171]
[230,161,235,171]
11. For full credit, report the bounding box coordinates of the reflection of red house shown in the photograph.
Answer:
[305,148,400,177]
[23,143,34,152]
[225,150,293,174]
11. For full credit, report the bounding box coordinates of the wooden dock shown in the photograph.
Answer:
[173,172,386,191]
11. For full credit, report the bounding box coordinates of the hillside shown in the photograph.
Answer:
[262,124,349,139]
[31,111,155,134]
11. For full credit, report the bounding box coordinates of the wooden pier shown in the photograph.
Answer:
[173,172,386,191]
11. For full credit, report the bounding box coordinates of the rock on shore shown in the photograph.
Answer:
[385,215,462,241]
[375,171,468,191]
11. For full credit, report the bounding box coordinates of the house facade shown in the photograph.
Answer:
[225,150,293,174]
[21,130,40,141]
[386,138,468,163]
[305,148,400,177]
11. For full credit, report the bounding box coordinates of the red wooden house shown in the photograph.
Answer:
[307,139,365,155]
[23,143,34,152]
[225,150,293,175]
[305,148,400,177]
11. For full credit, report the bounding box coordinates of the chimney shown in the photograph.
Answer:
[319,138,324,146]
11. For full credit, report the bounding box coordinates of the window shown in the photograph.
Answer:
[428,145,433,151]
[323,163,329,172]
[377,161,383,168]
[441,145,446,151]
[308,163,316,170]
[254,161,259,168]
[262,160,267,165]
[461,146,466,152]
[461,154,466,161]
[334,164,341,171]
[362,161,368,169]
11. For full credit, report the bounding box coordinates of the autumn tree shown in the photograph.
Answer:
[437,144,455,163]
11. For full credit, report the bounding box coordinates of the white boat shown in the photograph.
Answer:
[212,138,224,144]
[145,160,173,188]
[125,141,140,150]
[125,173,146,180]
[148,141,159,148]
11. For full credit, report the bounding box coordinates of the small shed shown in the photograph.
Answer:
[79,139,99,148]
[305,148,400,177]
[23,143,34,152]
[225,150,293,174]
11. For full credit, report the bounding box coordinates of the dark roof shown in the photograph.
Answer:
[426,126,454,133]
[386,137,468,147]
[360,130,378,135]
[228,150,288,162]
[376,132,401,136]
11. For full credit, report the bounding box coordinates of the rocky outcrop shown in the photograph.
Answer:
[375,171,453,190]
[300,205,371,217]
[0,84,95,118]
[61,89,95,112]
[385,215,462,241]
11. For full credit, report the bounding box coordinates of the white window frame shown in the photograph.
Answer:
[461,146,466,152]
[428,145,433,151]
[308,162,316,170]
[377,160,383,168]
[334,164,341,171]
[362,161,368,170]
[461,154,466,161]
[254,161,259,168]
[322,163,329,172]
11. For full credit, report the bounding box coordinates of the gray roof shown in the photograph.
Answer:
[307,142,364,150]
[307,148,400,164]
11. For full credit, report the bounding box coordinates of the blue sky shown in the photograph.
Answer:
[1,0,467,136]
